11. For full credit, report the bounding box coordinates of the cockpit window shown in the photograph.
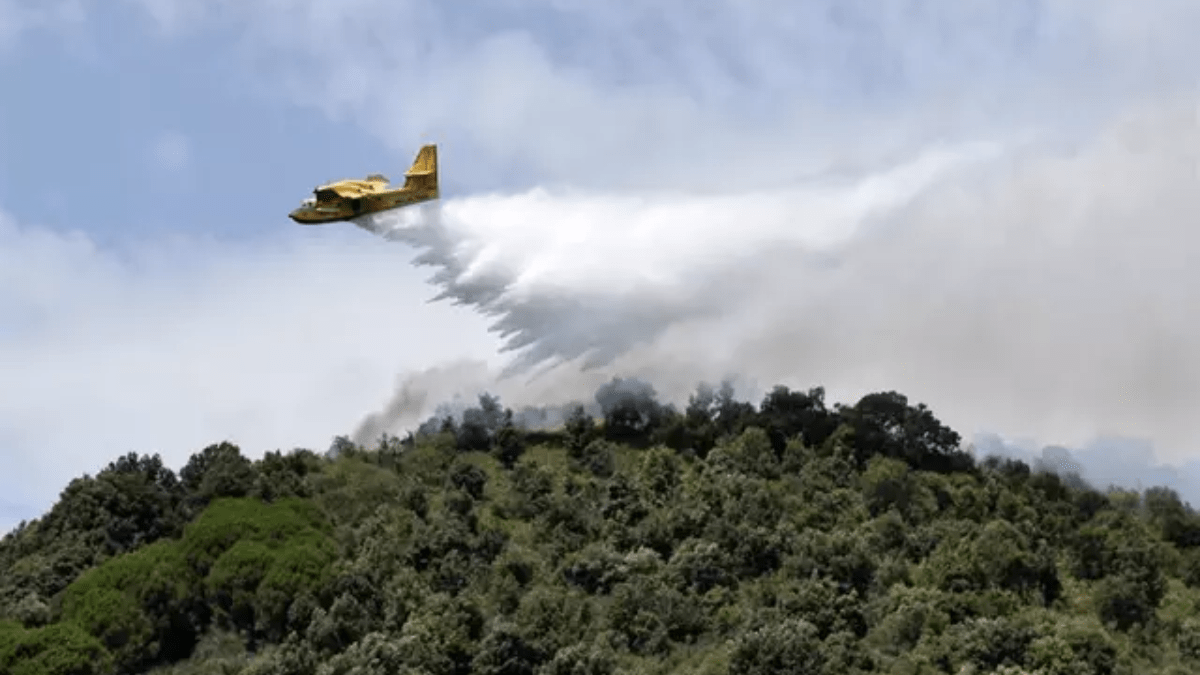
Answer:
[301,197,316,207]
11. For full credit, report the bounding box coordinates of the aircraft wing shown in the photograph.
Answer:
[316,179,389,200]
[327,184,370,199]
[315,187,353,202]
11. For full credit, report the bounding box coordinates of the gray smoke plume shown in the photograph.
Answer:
[351,360,494,445]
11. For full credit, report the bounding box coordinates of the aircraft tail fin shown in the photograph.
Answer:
[402,144,438,193]
[406,144,437,177]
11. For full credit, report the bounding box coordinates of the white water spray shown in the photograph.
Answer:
[351,103,1200,469]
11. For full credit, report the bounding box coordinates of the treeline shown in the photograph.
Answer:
[3,380,1200,674]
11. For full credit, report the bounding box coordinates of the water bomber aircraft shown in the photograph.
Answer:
[289,144,439,224]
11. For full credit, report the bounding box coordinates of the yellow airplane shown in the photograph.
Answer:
[289,144,439,224]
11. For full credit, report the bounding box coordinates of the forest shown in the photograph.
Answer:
[4,379,1200,675]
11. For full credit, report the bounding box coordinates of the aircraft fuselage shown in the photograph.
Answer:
[289,144,439,225]
[288,189,438,224]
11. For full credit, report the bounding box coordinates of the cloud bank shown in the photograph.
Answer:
[0,215,501,532]
[123,0,1190,189]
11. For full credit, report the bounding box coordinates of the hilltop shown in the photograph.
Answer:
[4,380,1200,675]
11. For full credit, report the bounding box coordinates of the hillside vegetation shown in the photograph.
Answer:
[4,380,1200,675]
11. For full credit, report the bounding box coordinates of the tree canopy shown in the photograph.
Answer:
[3,379,1200,675]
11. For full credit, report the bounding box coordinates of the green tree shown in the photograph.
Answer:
[565,406,598,456]
[0,620,113,675]
[1143,486,1200,548]
[180,442,257,513]
[395,593,484,675]
[472,620,543,675]
[728,618,824,675]
[570,439,616,478]
[1178,617,1200,663]
[860,456,929,521]
[449,462,488,501]
[0,452,185,613]
[493,413,528,469]
[608,576,704,654]
[1070,512,1166,630]
[60,540,197,671]
[756,385,837,454]
[458,394,507,452]
[539,641,616,675]
[253,449,320,502]
[314,631,410,675]
[841,392,969,472]
[708,427,779,480]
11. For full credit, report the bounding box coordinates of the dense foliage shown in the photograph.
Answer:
[4,381,1200,675]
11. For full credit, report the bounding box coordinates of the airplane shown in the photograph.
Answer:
[289,144,439,224]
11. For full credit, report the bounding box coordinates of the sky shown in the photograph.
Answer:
[4,0,1200,532]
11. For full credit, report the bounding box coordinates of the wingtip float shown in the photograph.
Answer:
[289,143,439,225]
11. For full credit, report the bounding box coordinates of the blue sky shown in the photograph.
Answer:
[0,0,1142,239]
[0,3,401,243]
[4,0,1200,532]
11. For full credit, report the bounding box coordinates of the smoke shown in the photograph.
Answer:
[350,97,1200,471]
[351,360,494,445]
[975,433,1200,504]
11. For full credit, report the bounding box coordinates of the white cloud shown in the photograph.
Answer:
[0,0,86,51]
[0,213,502,531]
[124,0,204,36]
[117,0,1200,191]
[150,130,190,171]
